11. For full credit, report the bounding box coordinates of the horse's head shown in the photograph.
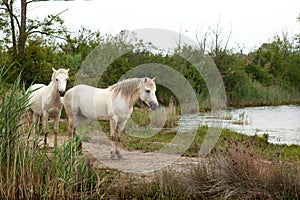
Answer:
[52,68,69,97]
[139,77,159,110]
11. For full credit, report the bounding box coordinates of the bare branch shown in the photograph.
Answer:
[195,26,211,54]
[1,0,21,29]
[27,30,67,41]
[48,8,68,23]
[224,24,232,51]
[26,0,37,5]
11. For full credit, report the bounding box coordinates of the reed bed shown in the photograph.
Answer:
[0,72,107,199]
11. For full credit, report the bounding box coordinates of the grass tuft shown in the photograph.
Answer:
[184,143,300,199]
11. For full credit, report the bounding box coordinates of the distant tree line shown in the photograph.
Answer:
[1,0,299,109]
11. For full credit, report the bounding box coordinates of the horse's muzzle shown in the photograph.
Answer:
[59,91,66,97]
[149,102,159,110]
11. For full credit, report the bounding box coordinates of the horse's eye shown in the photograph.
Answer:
[56,78,58,82]
[145,90,150,93]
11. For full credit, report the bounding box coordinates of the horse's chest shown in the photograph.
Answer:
[112,105,133,120]
[47,107,61,117]
[44,100,62,116]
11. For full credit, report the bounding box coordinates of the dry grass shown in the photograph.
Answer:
[104,142,300,199]
[184,143,300,199]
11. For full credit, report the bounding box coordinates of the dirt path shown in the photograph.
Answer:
[46,132,206,175]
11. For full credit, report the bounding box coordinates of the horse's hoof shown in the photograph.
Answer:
[110,136,115,141]
[110,150,118,159]
[110,149,123,160]
[115,149,123,159]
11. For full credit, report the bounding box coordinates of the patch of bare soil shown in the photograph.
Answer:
[46,133,207,176]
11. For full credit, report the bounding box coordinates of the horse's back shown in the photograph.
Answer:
[27,84,46,114]
[64,84,99,102]
[64,84,111,120]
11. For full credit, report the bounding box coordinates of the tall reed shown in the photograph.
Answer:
[0,69,106,199]
[230,81,298,107]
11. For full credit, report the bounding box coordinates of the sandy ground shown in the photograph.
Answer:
[45,132,206,176]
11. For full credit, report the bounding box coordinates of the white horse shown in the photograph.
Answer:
[27,68,69,145]
[63,77,159,142]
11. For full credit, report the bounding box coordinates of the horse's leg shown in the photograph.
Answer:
[71,115,83,151]
[65,109,74,138]
[43,111,49,146]
[27,109,33,129]
[33,113,39,135]
[110,118,117,141]
[111,120,126,159]
[68,113,75,138]
[53,112,61,146]
[117,120,127,142]
[65,110,82,151]
[109,118,124,159]
[66,114,69,136]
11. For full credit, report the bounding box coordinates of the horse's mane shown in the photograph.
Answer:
[109,77,154,99]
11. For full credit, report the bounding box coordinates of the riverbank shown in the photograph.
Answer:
[130,104,300,146]
[41,126,300,199]
[2,115,300,199]
[179,105,300,146]
[111,126,300,161]
[197,89,300,112]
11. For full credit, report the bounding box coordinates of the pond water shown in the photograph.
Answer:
[178,105,300,145]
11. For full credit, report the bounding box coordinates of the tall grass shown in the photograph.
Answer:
[230,81,299,107]
[111,143,300,199]
[183,143,300,199]
[198,79,300,110]
[0,70,107,199]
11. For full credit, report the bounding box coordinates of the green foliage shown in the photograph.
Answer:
[251,35,299,88]
[20,37,55,85]
[0,4,299,108]
[245,63,273,86]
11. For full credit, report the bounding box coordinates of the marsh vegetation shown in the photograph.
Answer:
[1,74,300,199]
[1,1,300,198]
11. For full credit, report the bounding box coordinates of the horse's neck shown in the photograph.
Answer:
[110,81,142,108]
[129,89,140,107]
[48,82,60,101]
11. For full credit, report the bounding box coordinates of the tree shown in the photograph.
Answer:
[0,0,67,58]
[296,14,300,49]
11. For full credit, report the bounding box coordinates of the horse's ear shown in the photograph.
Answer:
[144,77,148,83]
[52,67,57,73]
[152,77,156,81]
[66,68,70,73]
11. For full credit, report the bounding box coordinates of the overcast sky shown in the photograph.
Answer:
[28,0,300,52]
